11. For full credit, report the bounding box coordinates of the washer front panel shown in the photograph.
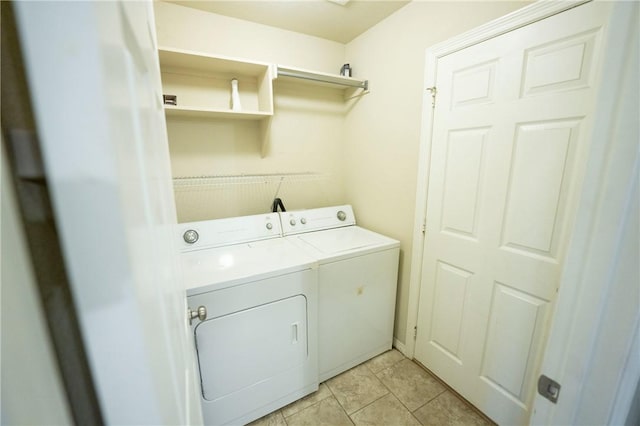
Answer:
[280,207,400,383]
[316,247,399,381]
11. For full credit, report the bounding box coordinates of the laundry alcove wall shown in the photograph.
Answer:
[154,2,351,221]
[154,0,532,348]
[173,173,336,222]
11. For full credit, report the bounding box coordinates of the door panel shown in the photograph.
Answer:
[521,29,599,96]
[430,261,471,360]
[451,60,498,109]
[502,119,581,259]
[441,128,487,239]
[415,2,611,424]
[480,283,548,403]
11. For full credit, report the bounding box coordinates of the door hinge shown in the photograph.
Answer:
[421,219,426,235]
[538,374,561,403]
[426,86,437,108]
[413,325,418,339]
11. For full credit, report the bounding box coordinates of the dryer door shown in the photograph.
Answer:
[195,295,308,402]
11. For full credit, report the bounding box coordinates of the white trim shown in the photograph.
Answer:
[610,318,640,425]
[392,338,407,357]
[428,0,590,60]
[405,0,593,358]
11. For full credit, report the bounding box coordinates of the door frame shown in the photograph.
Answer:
[405,0,590,358]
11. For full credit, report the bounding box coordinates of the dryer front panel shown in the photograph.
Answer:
[187,266,318,425]
[195,295,308,402]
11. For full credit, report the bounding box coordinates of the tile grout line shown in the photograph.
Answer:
[345,357,403,423]
[324,377,356,425]
[354,354,443,426]
[403,357,448,415]
[409,387,447,415]
[257,351,488,426]
[377,374,443,419]
[264,351,425,426]
[372,356,449,421]
[325,357,403,422]
[347,391,389,421]
[281,384,335,423]
[411,359,496,425]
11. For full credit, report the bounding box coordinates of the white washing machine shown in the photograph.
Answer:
[179,213,318,425]
[280,205,399,382]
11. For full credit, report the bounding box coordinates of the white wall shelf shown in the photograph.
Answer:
[163,105,272,120]
[157,46,369,157]
[158,47,274,119]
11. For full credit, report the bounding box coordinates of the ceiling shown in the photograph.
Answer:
[164,1,411,44]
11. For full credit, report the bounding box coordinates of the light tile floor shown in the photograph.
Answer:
[250,349,493,426]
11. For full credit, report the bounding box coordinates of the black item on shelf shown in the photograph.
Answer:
[340,63,352,77]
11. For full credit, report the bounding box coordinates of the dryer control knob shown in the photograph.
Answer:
[290,219,296,226]
[183,229,199,244]
[266,223,273,230]
[188,305,207,325]
[300,218,307,225]
[337,211,347,221]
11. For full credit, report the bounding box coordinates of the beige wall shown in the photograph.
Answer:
[343,1,528,344]
[154,2,349,221]
[154,1,528,343]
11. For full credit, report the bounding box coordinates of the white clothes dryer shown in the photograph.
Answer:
[280,205,399,382]
[179,213,318,425]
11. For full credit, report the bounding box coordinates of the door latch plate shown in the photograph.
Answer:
[538,374,561,403]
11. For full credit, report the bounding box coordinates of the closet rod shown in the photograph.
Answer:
[276,66,369,91]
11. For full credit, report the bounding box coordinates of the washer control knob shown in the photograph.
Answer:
[300,218,307,225]
[266,222,273,230]
[290,219,296,226]
[337,211,347,221]
[183,229,199,244]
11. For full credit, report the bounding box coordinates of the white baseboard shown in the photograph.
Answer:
[393,338,408,357]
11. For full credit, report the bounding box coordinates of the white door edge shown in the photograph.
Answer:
[530,2,639,421]
[12,2,203,423]
[405,0,594,358]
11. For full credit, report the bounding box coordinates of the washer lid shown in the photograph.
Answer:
[295,226,398,255]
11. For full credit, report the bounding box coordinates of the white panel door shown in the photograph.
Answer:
[13,1,202,424]
[414,2,611,424]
